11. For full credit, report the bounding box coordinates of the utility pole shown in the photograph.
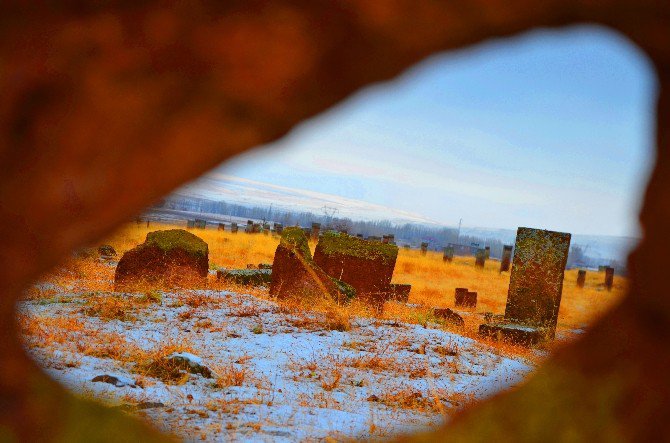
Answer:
[457,218,462,244]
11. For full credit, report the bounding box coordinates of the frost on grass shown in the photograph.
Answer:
[19,286,534,441]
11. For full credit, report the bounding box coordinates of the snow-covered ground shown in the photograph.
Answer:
[19,286,534,442]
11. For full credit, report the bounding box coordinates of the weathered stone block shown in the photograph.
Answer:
[420,242,428,255]
[114,229,208,290]
[433,307,464,327]
[269,227,353,304]
[475,248,486,268]
[314,231,399,296]
[504,227,571,335]
[217,223,225,231]
[500,245,513,272]
[443,246,454,262]
[604,266,614,291]
[577,269,587,288]
[455,288,476,308]
[478,323,546,346]
[194,219,206,229]
[217,268,272,286]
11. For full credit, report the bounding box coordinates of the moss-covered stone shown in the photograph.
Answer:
[317,232,398,265]
[216,269,272,286]
[279,227,312,259]
[145,229,208,258]
[330,277,356,301]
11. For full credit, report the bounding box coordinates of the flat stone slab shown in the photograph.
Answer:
[216,269,272,286]
[478,323,547,347]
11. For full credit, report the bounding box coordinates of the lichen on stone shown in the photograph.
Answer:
[145,229,208,257]
[318,231,398,264]
[279,227,312,259]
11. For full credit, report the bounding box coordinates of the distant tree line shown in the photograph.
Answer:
[155,195,615,267]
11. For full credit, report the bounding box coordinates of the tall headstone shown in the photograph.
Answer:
[604,267,614,291]
[186,220,195,229]
[274,223,283,235]
[475,248,486,268]
[577,269,587,288]
[311,222,321,241]
[484,246,491,259]
[218,223,225,231]
[443,246,454,263]
[420,242,428,256]
[231,222,238,234]
[504,227,571,335]
[194,219,207,229]
[500,245,513,272]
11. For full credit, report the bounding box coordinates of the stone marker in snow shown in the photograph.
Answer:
[114,229,209,291]
[314,231,399,312]
[433,307,465,328]
[91,374,137,388]
[479,227,571,346]
[270,227,354,304]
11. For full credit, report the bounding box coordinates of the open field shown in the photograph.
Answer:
[18,222,627,441]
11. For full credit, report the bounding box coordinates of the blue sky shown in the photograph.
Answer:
[216,25,656,237]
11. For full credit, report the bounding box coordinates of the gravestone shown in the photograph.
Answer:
[480,227,571,344]
[186,220,195,229]
[605,267,614,291]
[420,242,428,256]
[455,288,477,308]
[475,248,486,268]
[577,270,587,288]
[217,223,225,231]
[231,222,238,234]
[314,232,399,307]
[443,246,454,262]
[269,227,353,304]
[274,223,283,234]
[252,223,261,234]
[500,245,513,272]
[194,219,206,229]
[484,246,491,259]
[245,220,253,233]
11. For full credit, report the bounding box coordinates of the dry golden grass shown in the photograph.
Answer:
[31,221,627,357]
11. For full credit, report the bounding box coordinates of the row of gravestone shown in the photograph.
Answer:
[110,225,608,347]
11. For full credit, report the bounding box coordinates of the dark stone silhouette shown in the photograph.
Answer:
[577,270,587,288]
[500,245,513,272]
[605,267,614,291]
[114,229,208,290]
[455,288,477,308]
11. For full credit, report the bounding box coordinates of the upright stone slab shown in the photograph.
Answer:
[484,246,491,260]
[186,220,195,229]
[218,223,225,231]
[604,267,614,291]
[245,220,253,233]
[274,223,283,234]
[500,245,513,272]
[504,227,571,334]
[420,242,428,256]
[231,222,238,234]
[577,270,587,288]
[194,219,206,229]
[269,227,353,304]
[443,246,454,262]
[475,248,486,268]
[314,232,399,298]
